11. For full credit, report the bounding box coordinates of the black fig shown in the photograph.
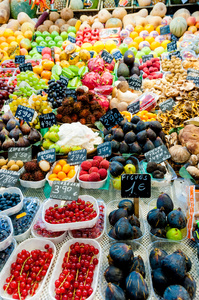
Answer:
[157,193,174,215]
[131,225,142,239]
[163,285,191,300]
[159,130,166,142]
[124,131,136,144]
[109,161,124,177]
[109,208,128,226]
[6,118,19,131]
[119,141,129,154]
[153,136,163,147]
[137,130,147,144]
[157,165,166,174]
[108,227,117,239]
[115,217,134,240]
[2,135,15,151]
[113,128,124,142]
[104,265,125,284]
[118,199,134,215]
[149,248,167,270]
[152,268,170,296]
[146,128,156,141]
[126,271,149,300]
[149,121,162,133]
[16,134,30,147]
[123,122,135,134]
[136,120,146,132]
[0,120,5,131]
[147,208,167,229]
[167,208,187,229]
[174,250,192,272]
[104,134,113,142]
[162,253,187,280]
[9,126,22,140]
[128,255,145,278]
[143,139,155,153]
[150,228,166,238]
[109,210,117,224]
[0,127,9,143]
[105,283,125,300]
[109,243,134,269]
[1,111,13,124]
[28,128,41,143]
[110,156,126,165]
[131,115,140,124]
[182,274,196,299]
[111,140,120,153]
[128,215,140,227]
[129,142,142,154]
[20,122,31,135]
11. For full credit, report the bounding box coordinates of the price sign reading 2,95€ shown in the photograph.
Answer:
[67,149,87,165]
[50,181,80,201]
[121,174,151,198]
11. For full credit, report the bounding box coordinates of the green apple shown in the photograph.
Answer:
[166,228,182,241]
[45,36,53,43]
[135,51,143,59]
[31,42,38,48]
[142,46,151,55]
[35,36,44,44]
[119,43,128,55]
[56,41,63,48]
[60,32,68,40]
[68,32,76,38]
[112,176,121,190]
[51,31,59,39]
[39,41,47,47]
[48,40,56,47]
[29,48,38,56]
[42,31,50,39]
[124,164,136,174]
[154,46,165,57]
[67,26,76,34]
[128,47,137,56]
[35,31,42,37]
[54,36,63,43]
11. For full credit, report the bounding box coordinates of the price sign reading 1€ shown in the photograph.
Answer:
[50,181,80,201]
[121,174,151,198]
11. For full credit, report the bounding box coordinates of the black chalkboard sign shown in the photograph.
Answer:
[101,50,113,64]
[67,149,87,165]
[168,51,182,60]
[159,98,176,112]
[145,145,171,164]
[121,174,151,198]
[167,41,177,52]
[187,68,199,75]
[127,100,140,115]
[50,181,80,201]
[0,170,19,187]
[39,113,57,129]
[68,35,76,43]
[15,105,35,123]
[89,51,94,58]
[8,147,32,162]
[100,108,124,130]
[19,63,33,72]
[15,55,25,64]
[186,76,199,87]
[171,34,179,42]
[97,142,111,158]
[37,148,55,163]
[128,76,142,91]
[36,46,45,53]
[142,54,153,63]
[113,50,123,61]
[160,25,170,35]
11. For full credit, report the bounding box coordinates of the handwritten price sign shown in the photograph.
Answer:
[50,181,80,201]
[67,149,87,165]
[8,147,32,162]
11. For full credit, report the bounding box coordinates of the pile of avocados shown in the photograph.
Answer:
[117,50,140,79]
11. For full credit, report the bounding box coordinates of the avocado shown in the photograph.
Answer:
[117,63,130,78]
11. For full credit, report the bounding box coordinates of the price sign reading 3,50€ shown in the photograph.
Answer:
[100,108,124,130]
[67,149,87,165]
[97,142,112,158]
[8,147,32,162]
[50,181,80,201]
[37,148,56,163]
[121,174,151,198]
[0,170,19,187]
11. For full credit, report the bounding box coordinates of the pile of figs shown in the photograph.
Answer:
[150,247,196,299]
[108,199,143,241]
[147,193,187,241]
[104,243,149,300]
[0,112,41,150]
[103,117,165,156]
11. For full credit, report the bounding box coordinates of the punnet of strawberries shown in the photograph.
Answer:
[139,57,163,80]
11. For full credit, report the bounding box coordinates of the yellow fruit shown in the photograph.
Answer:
[53,164,62,174]
[62,164,70,174]
[134,25,144,34]
[59,160,66,166]
[7,36,15,44]
[50,178,60,181]
[57,171,66,180]
[24,30,33,40]
[134,36,144,45]
[161,40,171,49]
[150,41,161,50]
[14,31,22,37]
[10,41,19,47]
[3,29,14,38]
[81,43,93,51]
[105,40,117,52]
[0,42,8,49]
[68,169,76,178]
[62,177,70,181]
[130,32,139,39]
[128,41,139,50]
[42,60,54,71]
[16,35,24,43]
[49,174,58,180]
[93,41,104,53]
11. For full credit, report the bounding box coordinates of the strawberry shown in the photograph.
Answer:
[147,60,152,67]
[143,73,148,79]
[149,67,154,73]
[143,67,149,74]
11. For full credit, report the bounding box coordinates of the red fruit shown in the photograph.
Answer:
[79,174,90,181]
[148,75,153,80]
[89,167,99,174]
[153,67,158,72]
[84,27,91,33]
[82,72,101,90]
[99,160,109,169]
[149,67,154,73]
[139,65,143,70]
[81,161,92,171]
[88,172,100,182]
[143,67,149,74]
[79,170,88,176]
[98,168,107,180]
[84,32,91,39]
[143,73,147,79]
[158,73,163,78]
[146,61,152,67]
[91,29,99,35]
[152,74,158,79]
[93,156,103,162]
[87,56,104,73]
[100,71,113,86]
[76,41,83,47]
[104,60,115,72]
[92,159,99,167]
[94,85,113,96]
[142,63,147,68]
[76,35,83,41]
[91,34,99,41]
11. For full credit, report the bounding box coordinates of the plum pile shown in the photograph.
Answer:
[147,193,187,240]
[150,247,196,299]
[104,243,149,300]
[108,199,142,241]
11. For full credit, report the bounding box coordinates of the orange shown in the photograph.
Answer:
[57,171,67,180]
[7,36,15,44]
[145,36,155,44]
[33,65,43,75]
[49,174,58,180]
[155,25,163,35]
[128,41,139,50]
[150,41,161,50]
[58,160,66,167]
[50,178,60,181]
[134,25,144,34]
[0,42,8,49]
[53,164,62,174]
[0,37,6,43]
[3,29,14,38]
[42,60,54,71]
[144,24,154,33]
[41,70,51,80]
[62,164,71,174]
[68,169,76,178]
[62,177,70,181]
[134,36,144,45]
[130,31,139,39]
[161,40,170,49]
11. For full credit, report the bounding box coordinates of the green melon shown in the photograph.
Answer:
[170,17,187,38]
[10,0,37,19]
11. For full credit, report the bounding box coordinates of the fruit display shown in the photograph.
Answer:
[20,160,51,182]
[147,193,187,240]
[78,157,109,183]
[0,215,12,243]
[0,240,15,272]
[47,159,77,183]
[0,80,15,109]
[0,191,21,213]
[145,161,167,179]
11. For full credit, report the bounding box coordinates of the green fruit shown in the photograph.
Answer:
[60,145,72,154]
[119,43,128,55]
[42,139,53,149]
[68,32,76,38]
[45,36,53,42]
[49,144,60,153]
[51,31,59,39]
[31,42,38,48]
[35,31,42,37]
[142,46,151,55]
[124,164,136,174]
[112,176,121,190]
[166,228,182,241]
[39,41,47,47]
[48,40,56,47]
[71,146,82,151]
[56,41,63,48]
[36,36,44,43]
[42,31,50,39]
[54,36,63,43]
[49,125,59,133]
[44,132,50,139]
[49,132,59,142]
[67,26,76,34]
[60,32,68,40]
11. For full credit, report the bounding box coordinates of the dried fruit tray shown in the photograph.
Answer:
[0,238,56,300]
[100,241,152,300]
[0,214,13,251]
[0,187,23,217]
[48,238,102,300]
[148,240,199,300]
[42,195,99,232]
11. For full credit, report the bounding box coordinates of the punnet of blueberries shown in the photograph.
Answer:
[11,197,39,236]
[0,216,11,242]
[0,192,21,212]
[0,241,15,271]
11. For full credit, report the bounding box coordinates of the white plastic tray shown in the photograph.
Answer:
[19,177,46,189]
[48,238,101,300]
[0,215,13,251]
[42,195,99,232]
[0,238,56,300]
[31,205,67,244]
[0,187,23,217]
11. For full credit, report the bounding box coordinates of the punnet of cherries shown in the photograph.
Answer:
[54,242,99,300]
[3,244,53,299]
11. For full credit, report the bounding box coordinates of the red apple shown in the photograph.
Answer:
[187,16,196,26]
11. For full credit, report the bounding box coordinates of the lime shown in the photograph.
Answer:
[42,31,50,39]
[52,65,62,76]
[60,32,68,40]
[39,41,47,47]
[51,31,59,39]
[54,36,63,43]
[35,31,42,37]
[67,26,76,34]
[36,36,44,44]
[31,42,38,48]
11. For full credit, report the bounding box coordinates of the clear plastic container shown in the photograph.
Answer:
[31,205,67,244]
[148,198,188,242]
[128,93,158,113]
[140,159,177,188]
[68,200,106,241]
[0,187,23,217]
[0,238,17,273]
[0,238,56,300]
[148,240,199,300]
[100,241,152,300]
[0,215,13,251]
[48,238,101,300]
[42,195,99,232]
[106,199,146,243]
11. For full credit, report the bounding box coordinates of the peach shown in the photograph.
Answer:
[187,16,196,26]
[188,26,197,33]
[20,48,28,55]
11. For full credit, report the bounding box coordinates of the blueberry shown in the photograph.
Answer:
[0,242,15,271]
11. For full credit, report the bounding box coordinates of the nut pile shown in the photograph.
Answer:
[161,56,187,82]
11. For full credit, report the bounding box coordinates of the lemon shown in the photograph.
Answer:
[105,40,117,52]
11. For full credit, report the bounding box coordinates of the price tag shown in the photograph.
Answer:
[171,34,179,42]
[145,145,171,164]
[8,147,32,162]
[100,108,124,130]
[15,105,35,123]
[37,148,56,163]
[160,25,170,35]
[39,113,57,129]
[89,51,94,58]
[113,50,123,61]
[68,35,76,43]
[167,41,177,52]
[65,89,76,100]
[127,100,140,115]
[187,75,199,87]
[187,68,199,75]
[142,54,154,63]
[0,169,19,187]
[97,142,111,158]
[128,76,142,91]
[168,51,182,60]
[60,75,69,87]
[15,55,25,64]
[67,149,87,165]
[101,50,114,64]
[36,46,45,53]
[50,181,80,201]
[159,98,176,112]
[121,174,151,198]
[182,0,188,4]
[19,62,33,72]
